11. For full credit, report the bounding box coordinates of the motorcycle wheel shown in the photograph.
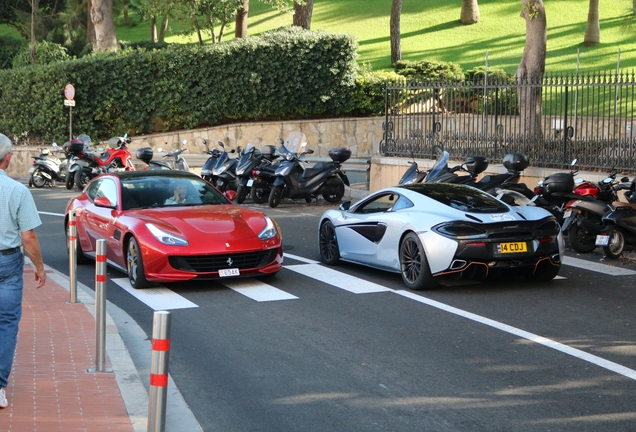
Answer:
[603,225,625,259]
[322,179,345,203]
[65,172,74,190]
[31,170,47,188]
[250,181,270,204]
[568,224,597,253]
[268,185,284,208]
[74,168,92,190]
[236,185,248,204]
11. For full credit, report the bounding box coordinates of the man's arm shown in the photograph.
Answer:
[21,229,46,288]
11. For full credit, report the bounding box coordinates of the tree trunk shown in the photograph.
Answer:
[30,0,38,65]
[91,0,118,52]
[516,0,546,140]
[86,0,96,45]
[192,13,203,45]
[583,0,600,47]
[159,17,168,42]
[460,0,480,25]
[235,0,249,38]
[293,0,314,29]
[150,17,157,42]
[390,0,402,65]
[123,0,130,26]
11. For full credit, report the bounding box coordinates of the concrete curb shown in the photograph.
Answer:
[37,260,203,432]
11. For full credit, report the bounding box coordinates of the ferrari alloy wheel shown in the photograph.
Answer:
[127,237,151,289]
[319,221,340,265]
[75,168,92,190]
[236,185,248,204]
[568,224,596,253]
[322,180,345,203]
[250,181,270,204]
[66,223,90,264]
[268,185,284,208]
[31,170,46,188]
[399,232,438,290]
[603,225,625,259]
[65,172,74,190]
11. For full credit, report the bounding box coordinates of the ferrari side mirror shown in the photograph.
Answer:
[94,196,115,209]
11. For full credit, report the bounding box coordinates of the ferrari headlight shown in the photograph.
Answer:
[258,216,277,240]
[146,223,189,246]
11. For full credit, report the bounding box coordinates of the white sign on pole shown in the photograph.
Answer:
[64,99,76,107]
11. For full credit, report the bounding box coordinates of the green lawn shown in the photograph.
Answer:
[3,0,636,74]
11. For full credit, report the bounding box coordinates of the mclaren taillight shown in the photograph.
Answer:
[435,222,486,238]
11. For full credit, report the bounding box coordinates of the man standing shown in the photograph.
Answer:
[0,133,46,409]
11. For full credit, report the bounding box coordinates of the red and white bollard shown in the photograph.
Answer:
[148,311,171,432]
[68,210,78,303]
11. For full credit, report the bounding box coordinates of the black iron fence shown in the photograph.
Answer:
[380,72,636,173]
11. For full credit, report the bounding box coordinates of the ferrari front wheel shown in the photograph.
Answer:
[399,232,438,290]
[127,237,151,289]
[319,220,340,265]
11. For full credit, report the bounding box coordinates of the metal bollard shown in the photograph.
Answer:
[68,210,78,304]
[94,239,107,372]
[148,311,172,432]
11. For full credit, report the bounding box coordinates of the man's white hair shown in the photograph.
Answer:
[0,133,12,162]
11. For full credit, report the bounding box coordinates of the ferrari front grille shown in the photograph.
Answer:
[169,249,278,272]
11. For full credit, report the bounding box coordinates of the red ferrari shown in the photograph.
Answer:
[64,171,283,288]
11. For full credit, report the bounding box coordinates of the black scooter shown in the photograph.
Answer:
[268,132,350,208]
[200,140,238,192]
[235,143,279,204]
[596,178,636,258]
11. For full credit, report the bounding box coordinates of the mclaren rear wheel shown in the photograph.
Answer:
[399,232,438,290]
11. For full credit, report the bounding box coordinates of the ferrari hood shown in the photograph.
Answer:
[129,205,267,242]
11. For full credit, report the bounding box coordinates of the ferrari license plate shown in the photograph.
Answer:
[497,242,527,254]
[219,268,240,277]
[595,235,610,246]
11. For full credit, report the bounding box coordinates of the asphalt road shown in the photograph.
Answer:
[31,185,636,432]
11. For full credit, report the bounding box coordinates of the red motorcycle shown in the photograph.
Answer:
[65,135,135,190]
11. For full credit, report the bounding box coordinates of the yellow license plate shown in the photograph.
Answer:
[497,242,527,254]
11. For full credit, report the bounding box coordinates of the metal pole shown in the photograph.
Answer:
[148,311,172,432]
[95,239,107,372]
[69,106,73,141]
[68,210,78,304]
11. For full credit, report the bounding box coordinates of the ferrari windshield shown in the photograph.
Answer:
[120,174,228,209]
[405,183,509,213]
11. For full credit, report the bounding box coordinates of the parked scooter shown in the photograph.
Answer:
[560,171,631,253]
[63,134,93,190]
[29,143,68,188]
[268,132,350,208]
[159,140,190,171]
[595,178,636,258]
[249,143,283,204]
[135,147,171,170]
[397,149,430,185]
[65,134,135,190]
[200,140,239,192]
[234,143,279,204]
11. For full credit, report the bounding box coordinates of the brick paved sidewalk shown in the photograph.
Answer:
[0,265,133,432]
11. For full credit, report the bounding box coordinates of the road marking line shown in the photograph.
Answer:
[284,253,320,264]
[286,263,393,294]
[395,290,636,381]
[222,279,298,302]
[112,278,199,310]
[563,256,636,275]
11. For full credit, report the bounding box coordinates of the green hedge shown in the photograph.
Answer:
[0,37,25,70]
[0,27,365,143]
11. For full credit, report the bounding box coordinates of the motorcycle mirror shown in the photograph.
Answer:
[307,149,315,155]
[52,142,58,147]
[571,158,578,166]
[124,133,128,138]
[218,141,225,148]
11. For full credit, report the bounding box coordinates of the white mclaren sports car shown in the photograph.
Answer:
[318,183,564,290]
